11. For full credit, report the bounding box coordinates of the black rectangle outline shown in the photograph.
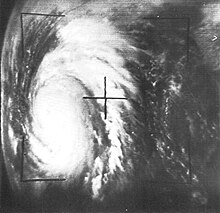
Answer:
[20,14,192,184]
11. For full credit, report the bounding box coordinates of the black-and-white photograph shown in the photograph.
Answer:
[1,0,220,212]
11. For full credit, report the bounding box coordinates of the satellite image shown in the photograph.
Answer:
[1,0,220,212]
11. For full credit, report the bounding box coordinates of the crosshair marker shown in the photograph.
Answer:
[83,77,128,119]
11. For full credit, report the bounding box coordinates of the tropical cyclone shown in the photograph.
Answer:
[24,17,142,200]
[1,0,220,211]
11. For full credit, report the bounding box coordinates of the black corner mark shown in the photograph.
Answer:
[20,136,66,182]
[20,12,65,58]
[21,12,65,17]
